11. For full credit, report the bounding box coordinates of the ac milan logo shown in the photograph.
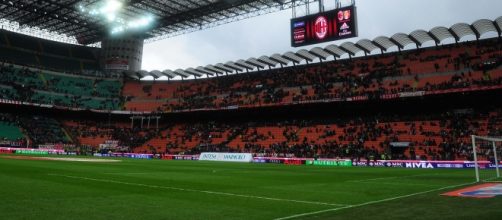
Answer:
[314,16,328,40]
[338,11,344,21]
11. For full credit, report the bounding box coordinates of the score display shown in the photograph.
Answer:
[291,5,357,47]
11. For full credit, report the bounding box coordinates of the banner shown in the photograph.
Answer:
[199,153,253,163]
[352,160,494,169]
[93,153,153,159]
[105,58,129,70]
[252,157,309,165]
[15,149,49,155]
[306,160,352,167]
[390,142,411,147]
[162,155,199,160]
[346,95,368,101]
[380,93,399,100]
[253,157,284,164]
[0,140,23,147]
[398,91,425,98]
[283,159,304,166]
[0,148,14,154]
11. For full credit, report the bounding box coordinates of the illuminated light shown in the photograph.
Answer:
[127,15,153,29]
[89,9,99,15]
[100,0,123,14]
[111,26,125,34]
[78,0,155,35]
[79,4,86,12]
[106,13,116,22]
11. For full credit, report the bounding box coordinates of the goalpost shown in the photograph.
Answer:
[471,135,501,182]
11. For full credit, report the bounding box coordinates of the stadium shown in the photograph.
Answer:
[0,0,501,219]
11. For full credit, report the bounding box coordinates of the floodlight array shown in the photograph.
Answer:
[79,0,154,35]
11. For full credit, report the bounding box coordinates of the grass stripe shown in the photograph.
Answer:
[48,173,349,207]
[347,173,439,183]
[273,181,476,220]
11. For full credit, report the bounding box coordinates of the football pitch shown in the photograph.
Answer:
[0,156,500,220]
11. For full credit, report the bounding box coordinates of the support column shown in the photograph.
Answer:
[100,35,144,72]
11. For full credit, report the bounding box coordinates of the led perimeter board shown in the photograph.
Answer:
[291,5,358,47]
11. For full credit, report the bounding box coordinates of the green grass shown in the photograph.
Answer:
[0,156,500,220]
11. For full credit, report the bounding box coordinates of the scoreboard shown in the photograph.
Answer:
[291,5,358,47]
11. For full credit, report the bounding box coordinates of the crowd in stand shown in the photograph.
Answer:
[18,115,70,146]
[1,106,500,161]
[59,108,501,161]
[0,113,25,145]
[65,120,159,149]
[1,39,500,113]
[0,113,68,146]
[125,38,502,113]
[0,37,501,161]
[0,62,122,110]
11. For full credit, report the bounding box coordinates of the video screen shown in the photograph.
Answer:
[291,6,357,47]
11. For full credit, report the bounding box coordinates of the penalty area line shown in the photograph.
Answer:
[47,174,348,207]
[273,181,476,220]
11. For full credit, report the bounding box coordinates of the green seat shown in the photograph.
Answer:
[0,122,24,140]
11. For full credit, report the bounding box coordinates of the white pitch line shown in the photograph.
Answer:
[347,173,439,183]
[273,181,476,220]
[483,176,502,182]
[47,174,348,207]
[365,181,444,187]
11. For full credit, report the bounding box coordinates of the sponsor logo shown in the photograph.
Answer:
[443,184,502,198]
[307,160,348,166]
[344,10,351,20]
[268,159,283,164]
[337,11,344,21]
[465,163,490,169]
[381,94,400,99]
[293,29,305,42]
[489,164,502,168]
[293,21,305,28]
[314,16,328,40]
[405,162,434,169]
[367,161,386,167]
[173,155,197,160]
[201,154,217,160]
[199,153,252,163]
[437,164,464,168]
[15,150,49,155]
[339,29,353,37]
[284,159,303,165]
[129,154,152,159]
[385,162,404,168]
[340,22,350,30]
[399,91,425,98]
[223,154,246,160]
[353,161,368,166]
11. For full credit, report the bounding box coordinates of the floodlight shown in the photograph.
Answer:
[101,0,123,14]
[106,14,116,22]
[78,0,155,35]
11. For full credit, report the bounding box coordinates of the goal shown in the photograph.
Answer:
[471,135,502,182]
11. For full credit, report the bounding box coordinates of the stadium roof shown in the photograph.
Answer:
[0,0,313,45]
[127,17,502,80]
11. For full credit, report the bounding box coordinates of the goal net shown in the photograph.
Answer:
[471,135,502,182]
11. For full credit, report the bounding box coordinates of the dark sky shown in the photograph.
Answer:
[142,0,501,74]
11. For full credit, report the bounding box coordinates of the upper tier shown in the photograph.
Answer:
[0,64,122,110]
[123,38,502,113]
[0,34,500,114]
[0,30,100,72]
